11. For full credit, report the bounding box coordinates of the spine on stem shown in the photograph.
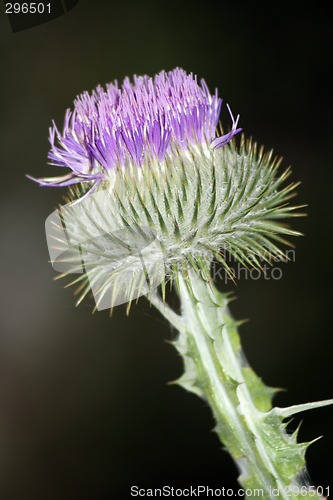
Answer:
[152,270,331,499]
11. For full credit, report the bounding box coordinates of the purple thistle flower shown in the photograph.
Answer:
[29,68,241,192]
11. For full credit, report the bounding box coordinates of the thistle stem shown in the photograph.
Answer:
[150,270,323,499]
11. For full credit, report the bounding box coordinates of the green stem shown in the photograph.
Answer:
[150,270,325,499]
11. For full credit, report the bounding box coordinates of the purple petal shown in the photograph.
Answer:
[211,103,242,149]
[30,69,241,197]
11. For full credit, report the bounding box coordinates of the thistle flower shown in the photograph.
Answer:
[31,68,299,310]
[31,69,333,497]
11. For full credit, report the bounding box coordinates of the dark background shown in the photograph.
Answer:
[0,1,332,499]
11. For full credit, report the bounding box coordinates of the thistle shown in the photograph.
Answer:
[30,68,332,498]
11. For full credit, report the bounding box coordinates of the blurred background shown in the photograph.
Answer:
[0,1,332,498]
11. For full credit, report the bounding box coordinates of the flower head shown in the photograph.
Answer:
[33,68,301,311]
[29,68,241,194]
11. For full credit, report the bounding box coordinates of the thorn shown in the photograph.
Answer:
[273,398,333,419]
